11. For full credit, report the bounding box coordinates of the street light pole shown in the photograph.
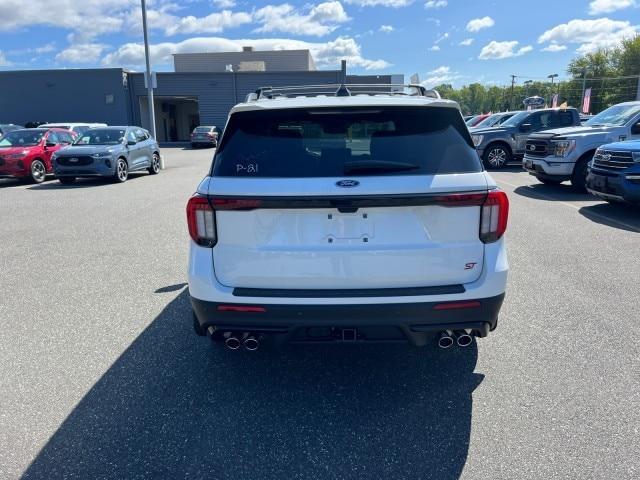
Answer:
[141,0,162,168]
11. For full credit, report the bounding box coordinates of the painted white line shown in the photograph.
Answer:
[496,179,640,233]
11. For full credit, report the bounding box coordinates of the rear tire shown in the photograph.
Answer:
[148,153,160,175]
[58,177,76,185]
[571,157,590,192]
[113,158,128,183]
[30,159,47,184]
[483,144,511,169]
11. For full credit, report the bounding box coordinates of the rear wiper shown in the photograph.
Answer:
[343,160,420,174]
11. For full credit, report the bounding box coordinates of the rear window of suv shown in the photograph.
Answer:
[212,106,481,177]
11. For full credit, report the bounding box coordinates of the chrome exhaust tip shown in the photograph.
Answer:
[455,330,473,347]
[224,333,241,350]
[438,331,454,349]
[244,335,259,351]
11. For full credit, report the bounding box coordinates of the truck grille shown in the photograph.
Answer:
[525,139,549,157]
[592,150,634,170]
[57,155,93,166]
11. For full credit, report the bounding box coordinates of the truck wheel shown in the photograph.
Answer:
[483,144,511,169]
[571,157,590,192]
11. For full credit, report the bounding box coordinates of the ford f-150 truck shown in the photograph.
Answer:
[472,108,580,169]
[523,101,640,191]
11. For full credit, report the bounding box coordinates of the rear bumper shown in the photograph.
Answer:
[191,293,505,345]
[586,167,640,205]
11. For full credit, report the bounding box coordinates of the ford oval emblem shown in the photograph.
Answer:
[336,179,360,188]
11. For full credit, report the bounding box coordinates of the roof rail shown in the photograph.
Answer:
[249,84,441,101]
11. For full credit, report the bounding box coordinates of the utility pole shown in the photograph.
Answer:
[547,73,558,106]
[509,75,517,111]
[141,0,162,168]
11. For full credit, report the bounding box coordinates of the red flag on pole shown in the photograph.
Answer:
[582,88,592,114]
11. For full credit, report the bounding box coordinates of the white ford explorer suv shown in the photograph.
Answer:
[187,84,509,351]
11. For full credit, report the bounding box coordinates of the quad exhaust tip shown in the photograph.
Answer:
[455,330,473,347]
[244,335,259,351]
[224,334,241,350]
[438,331,455,349]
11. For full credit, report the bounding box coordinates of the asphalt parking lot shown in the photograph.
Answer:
[1,148,639,479]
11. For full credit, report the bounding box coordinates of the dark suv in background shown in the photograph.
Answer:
[471,108,581,169]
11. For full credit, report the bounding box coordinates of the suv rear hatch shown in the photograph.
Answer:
[205,105,492,291]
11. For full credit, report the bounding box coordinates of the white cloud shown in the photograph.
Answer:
[434,32,449,44]
[212,0,236,7]
[478,40,533,59]
[459,38,474,46]
[541,43,567,52]
[164,10,252,35]
[55,43,108,63]
[588,0,635,14]
[343,0,413,7]
[102,36,390,70]
[421,65,460,87]
[35,43,57,54]
[425,0,447,8]
[429,45,440,51]
[466,16,495,32]
[379,25,394,32]
[253,2,350,37]
[538,18,638,54]
[0,51,12,66]
[0,0,132,41]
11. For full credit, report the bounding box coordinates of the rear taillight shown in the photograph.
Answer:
[480,190,509,243]
[211,198,262,210]
[186,195,216,247]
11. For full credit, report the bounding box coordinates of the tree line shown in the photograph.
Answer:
[433,35,640,115]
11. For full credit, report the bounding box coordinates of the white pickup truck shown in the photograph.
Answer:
[523,101,640,191]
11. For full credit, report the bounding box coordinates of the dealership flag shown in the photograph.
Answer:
[582,88,592,114]
[551,94,559,108]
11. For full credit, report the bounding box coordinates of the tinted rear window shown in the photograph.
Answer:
[212,106,480,177]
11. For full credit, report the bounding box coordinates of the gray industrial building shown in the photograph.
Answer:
[0,49,401,142]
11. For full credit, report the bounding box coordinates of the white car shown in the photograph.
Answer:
[187,84,509,351]
[39,122,107,136]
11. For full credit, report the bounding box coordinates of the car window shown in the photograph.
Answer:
[558,111,574,127]
[214,106,481,177]
[47,132,60,144]
[135,129,148,142]
[0,130,46,147]
[127,130,138,144]
[75,129,126,145]
[58,131,74,144]
[73,126,90,135]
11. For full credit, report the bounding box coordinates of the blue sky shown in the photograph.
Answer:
[0,0,638,88]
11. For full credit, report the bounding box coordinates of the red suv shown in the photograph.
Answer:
[0,128,76,183]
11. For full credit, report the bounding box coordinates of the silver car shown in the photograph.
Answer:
[52,126,161,184]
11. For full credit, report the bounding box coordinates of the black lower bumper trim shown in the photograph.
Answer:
[191,293,505,346]
[232,284,465,298]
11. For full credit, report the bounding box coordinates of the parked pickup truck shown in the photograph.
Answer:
[471,108,580,169]
[586,140,640,205]
[523,101,640,191]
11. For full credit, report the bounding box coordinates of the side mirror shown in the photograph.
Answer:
[46,141,57,147]
[519,123,532,133]
[127,140,137,146]
[631,122,640,135]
